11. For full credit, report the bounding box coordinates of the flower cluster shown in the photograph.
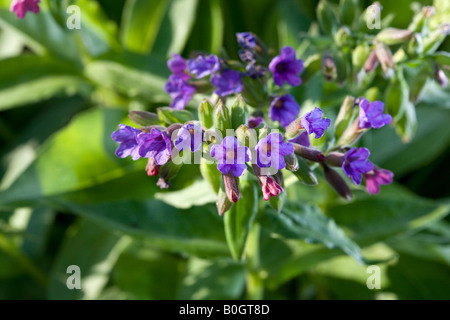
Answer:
[10,0,40,19]
[111,31,395,216]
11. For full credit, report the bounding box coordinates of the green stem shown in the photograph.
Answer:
[245,223,264,300]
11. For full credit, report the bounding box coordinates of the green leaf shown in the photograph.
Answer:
[0,108,136,205]
[224,176,258,260]
[0,0,80,63]
[258,202,364,264]
[177,257,245,299]
[113,243,186,299]
[157,107,194,125]
[120,0,171,54]
[326,186,450,245]
[0,55,91,111]
[48,219,128,300]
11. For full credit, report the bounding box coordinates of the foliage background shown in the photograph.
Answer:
[0,0,449,300]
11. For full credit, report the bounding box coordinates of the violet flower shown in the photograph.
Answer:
[187,54,220,79]
[301,107,331,139]
[248,116,264,128]
[167,53,189,80]
[174,124,203,152]
[164,74,195,109]
[236,32,256,49]
[256,133,294,170]
[269,46,304,87]
[365,168,394,194]
[137,128,172,165]
[210,69,243,96]
[269,94,300,127]
[358,99,392,129]
[342,147,374,185]
[111,124,142,161]
[289,131,310,147]
[210,136,250,177]
[10,0,40,19]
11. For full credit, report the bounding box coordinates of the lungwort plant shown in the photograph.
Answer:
[0,0,449,300]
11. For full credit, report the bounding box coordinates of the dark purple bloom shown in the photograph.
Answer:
[10,0,40,19]
[256,133,294,170]
[239,49,255,64]
[269,46,304,87]
[289,131,310,147]
[301,107,331,138]
[358,99,392,129]
[164,74,195,109]
[137,128,172,165]
[248,116,264,128]
[174,124,203,152]
[269,94,300,127]
[187,54,220,79]
[210,69,243,96]
[245,64,268,79]
[167,53,189,80]
[342,147,374,185]
[365,168,394,194]
[210,136,250,177]
[236,32,256,49]
[111,124,142,161]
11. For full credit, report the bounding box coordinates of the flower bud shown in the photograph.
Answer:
[323,164,352,200]
[165,123,183,138]
[200,157,221,194]
[376,28,413,45]
[293,143,325,163]
[317,0,339,34]
[322,53,338,81]
[217,186,232,216]
[435,68,448,88]
[198,99,214,129]
[213,100,232,136]
[223,172,241,203]
[408,6,435,33]
[157,107,194,125]
[231,95,248,130]
[338,119,366,147]
[334,26,352,47]
[325,152,345,167]
[334,96,356,139]
[291,156,318,185]
[339,0,360,27]
[236,124,257,148]
[146,158,159,176]
[364,50,379,74]
[352,43,371,70]
[423,23,450,55]
[284,153,299,172]
[375,41,394,77]
[285,118,304,140]
[128,110,160,127]
[156,162,182,189]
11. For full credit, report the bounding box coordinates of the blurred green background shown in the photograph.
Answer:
[0,0,449,300]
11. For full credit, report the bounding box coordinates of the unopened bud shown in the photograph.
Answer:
[217,186,232,216]
[165,123,183,137]
[156,162,182,189]
[338,119,366,146]
[223,173,241,203]
[293,143,325,163]
[334,26,352,47]
[334,96,356,139]
[364,50,379,73]
[423,23,450,55]
[435,68,448,88]
[285,118,304,140]
[323,164,352,200]
[325,152,345,167]
[129,110,160,127]
[146,158,159,176]
[322,53,337,81]
[375,41,394,76]
[284,153,299,172]
[352,43,371,70]
[231,95,248,130]
[213,100,232,136]
[317,0,339,34]
[198,99,214,129]
[376,28,413,45]
[236,124,257,148]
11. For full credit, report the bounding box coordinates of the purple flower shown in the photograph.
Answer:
[365,168,394,194]
[167,53,189,80]
[239,49,255,64]
[164,75,195,109]
[10,0,40,19]
[248,116,264,128]
[256,133,294,170]
[111,124,142,161]
[301,107,331,139]
[187,55,220,79]
[236,32,256,49]
[174,124,203,152]
[210,136,250,177]
[269,46,304,87]
[358,99,392,129]
[342,147,374,185]
[289,131,310,147]
[210,69,243,96]
[269,94,300,127]
[137,128,172,165]
[245,64,268,79]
